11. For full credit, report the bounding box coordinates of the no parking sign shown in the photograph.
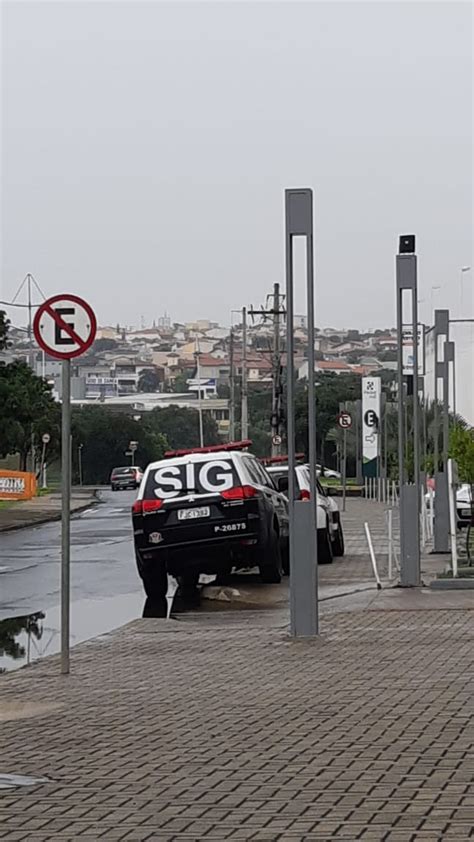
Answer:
[33,294,97,676]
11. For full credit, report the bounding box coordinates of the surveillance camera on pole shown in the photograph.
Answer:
[395,236,421,586]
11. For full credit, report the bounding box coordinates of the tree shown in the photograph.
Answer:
[0,310,10,350]
[71,406,167,484]
[449,424,474,484]
[0,361,60,470]
[145,406,219,450]
[138,368,162,393]
[169,372,192,393]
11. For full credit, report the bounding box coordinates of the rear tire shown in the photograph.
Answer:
[332,524,345,557]
[259,525,283,583]
[317,527,333,564]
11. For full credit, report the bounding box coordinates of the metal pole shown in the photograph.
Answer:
[342,427,347,512]
[355,398,362,485]
[412,289,420,492]
[286,188,318,637]
[61,358,71,675]
[396,285,405,489]
[388,508,393,580]
[241,307,248,440]
[78,446,83,487]
[271,283,281,457]
[396,238,420,586]
[306,224,318,546]
[196,342,204,447]
[229,327,235,440]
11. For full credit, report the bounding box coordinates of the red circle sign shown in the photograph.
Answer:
[337,411,353,429]
[33,294,97,360]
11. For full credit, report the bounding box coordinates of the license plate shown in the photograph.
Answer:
[178,506,210,521]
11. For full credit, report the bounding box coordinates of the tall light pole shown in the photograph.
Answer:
[78,443,83,486]
[194,336,204,448]
[241,307,248,440]
[430,285,441,319]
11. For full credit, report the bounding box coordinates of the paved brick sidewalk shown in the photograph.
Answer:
[1,597,473,841]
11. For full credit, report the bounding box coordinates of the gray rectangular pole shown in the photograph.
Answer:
[396,240,420,586]
[285,188,318,637]
[61,358,71,674]
[355,398,362,484]
[229,327,235,440]
[433,310,450,553]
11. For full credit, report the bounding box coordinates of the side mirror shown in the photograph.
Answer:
[277,476,289,494]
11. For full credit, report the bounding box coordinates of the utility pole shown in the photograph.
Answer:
[248,288,286,454]
[241,307,248,440]
[229,327,235,441]
[271,283,282,456]
[195,336,205,447]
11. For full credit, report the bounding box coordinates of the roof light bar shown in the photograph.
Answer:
[164,439,252,459]
[260,453,305,465]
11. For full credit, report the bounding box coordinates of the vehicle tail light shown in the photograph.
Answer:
[299,489,311,501]
[132,499,164,515]
[221,485,258,500]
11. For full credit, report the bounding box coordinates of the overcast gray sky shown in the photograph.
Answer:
[1,1,472,331]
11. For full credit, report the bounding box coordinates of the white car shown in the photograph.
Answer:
[425,483,473,527]
[456,484,473,527]
[265,462,344,563]
[316,464,342,479]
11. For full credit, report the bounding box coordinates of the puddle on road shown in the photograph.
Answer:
[0,572,282,671]
[0,774,50,789]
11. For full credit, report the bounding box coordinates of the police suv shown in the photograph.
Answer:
[132,441,289,600]
[264,457,345,563]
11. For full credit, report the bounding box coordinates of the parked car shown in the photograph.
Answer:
[110,466,143,491]
[316,464,342,479]
[264,460,344,562]
[425,482,473,528]
[132,441,289,600]
[456,484,473,527]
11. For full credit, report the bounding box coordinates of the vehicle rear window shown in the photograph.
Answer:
[112,468,135,478]
[144,458,240,500]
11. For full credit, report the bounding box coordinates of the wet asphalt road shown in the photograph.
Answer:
[0,490,144,670]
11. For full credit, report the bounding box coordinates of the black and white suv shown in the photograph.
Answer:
[132,442,289,600]
[265,459,345,563]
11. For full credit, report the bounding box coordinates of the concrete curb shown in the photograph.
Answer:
[0,491,101,533]
[430,578,474,590]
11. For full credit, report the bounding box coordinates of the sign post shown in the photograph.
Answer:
[129,441,138,467]
[337,410,352,512]
[33,294,96,674]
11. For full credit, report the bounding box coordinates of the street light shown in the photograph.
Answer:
[78,444,83,487]
[460,266,471,313]
[430,286,441,318]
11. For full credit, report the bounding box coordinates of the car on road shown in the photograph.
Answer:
[132,441,289,601]
[111,466,143,491]
[264,459,344,563]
